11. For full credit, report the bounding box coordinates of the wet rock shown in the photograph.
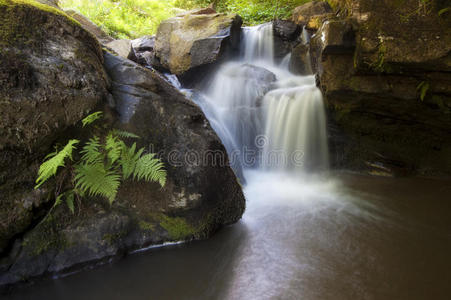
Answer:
[0,0,108,254]
[154,11,242,75]
[289,43,312,75]
[273,19,301,41]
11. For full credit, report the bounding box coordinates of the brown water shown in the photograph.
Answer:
[4,171,451,300]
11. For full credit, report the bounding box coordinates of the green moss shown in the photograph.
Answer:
[160,215,196,240]
[21,214,69,256]
[0,0,82,46]
[138,220,155,231]
[102,229,127,245]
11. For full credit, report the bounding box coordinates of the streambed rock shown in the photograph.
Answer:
[154,10,242,75]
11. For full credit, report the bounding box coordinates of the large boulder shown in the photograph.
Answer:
[154,10,242,75]
[310,0,451,175]
[0,0,108,255]
[0,52,246,287]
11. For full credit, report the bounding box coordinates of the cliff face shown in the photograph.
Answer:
[311,0,451,175]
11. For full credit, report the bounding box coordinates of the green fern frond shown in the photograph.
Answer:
[75,163,121,204]
[35,140,79,189]
[417,81,429,101]
[133,154,167,187]
[106,132,122,164]
[111,129,140,139]
[82,111,103,127]
[80,137,103,165]
[65,191,75,214]
[120,142,144,179]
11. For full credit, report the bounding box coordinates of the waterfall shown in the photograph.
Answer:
[242,23,274,64]
[194,23,329,175]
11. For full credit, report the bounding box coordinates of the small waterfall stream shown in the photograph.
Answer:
[195,23,329,175]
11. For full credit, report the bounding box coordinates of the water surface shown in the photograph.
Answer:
[6,172,451,300]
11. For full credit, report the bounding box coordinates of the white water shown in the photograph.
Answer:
[195,23,329,174]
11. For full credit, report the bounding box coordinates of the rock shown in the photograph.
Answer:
[289,43,312,75]
[311,0,451,175]
[0,52,246,287]
[130,36,156,67]
[292,0,332,26]
[106,39,137,61]
[0,0,108,254]
[154,11,242,75]
[273,19,301,41]
[105,53,245,229]
[65,9,114,44]
[131,35,155,52]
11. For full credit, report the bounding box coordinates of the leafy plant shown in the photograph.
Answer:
[35,112,167,212]
[417,81,430,101]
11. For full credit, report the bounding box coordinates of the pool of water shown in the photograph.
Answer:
[4,171,451,300]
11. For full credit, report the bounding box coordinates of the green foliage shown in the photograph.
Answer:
[35,139,79,188]
[35,112,167,210]
[417,81,430,101]
[438,7,450,16]
[177,0,312,25]
[59,0,313,38]
[82,111,103,127]
[59,0,180,39]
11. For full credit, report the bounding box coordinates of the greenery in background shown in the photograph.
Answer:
[59,0,312,38]
[176,0,312,24]
[35,112,167,213]
[59,0,181,39]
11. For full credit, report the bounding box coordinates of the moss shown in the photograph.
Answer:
[138,220,155,231]
[159,215,196,240]
[21,213,69,256]
[0,0,82,46]
[102,230,127,245]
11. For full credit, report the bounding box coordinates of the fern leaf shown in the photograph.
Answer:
[417,81,429,101]
[82,111,103,127]
[35,140,79,189]
[133,154,167,187]
[120,142,144,179]
[438,7,450,16]
[75,163,121,204]
[106,133,122,164]
[80,137,103,165]
[65,191,75,214]
[111,129,140,139]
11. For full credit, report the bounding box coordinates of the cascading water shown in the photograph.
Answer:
[195,22,329,174]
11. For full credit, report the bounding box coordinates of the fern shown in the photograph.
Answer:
[75,163,121,204]
[80,137,103,164]
[105,133,122,164]
[133,154,167,187]
[82,111,103,127]
[35,140,79,188]
[36,113,167,211]
[111,129,140,139]
[120,142,144,179]
[417,81,430,101]
[55,190,76,214]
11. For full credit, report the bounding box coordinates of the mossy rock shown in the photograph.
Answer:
[0,0,108,258]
